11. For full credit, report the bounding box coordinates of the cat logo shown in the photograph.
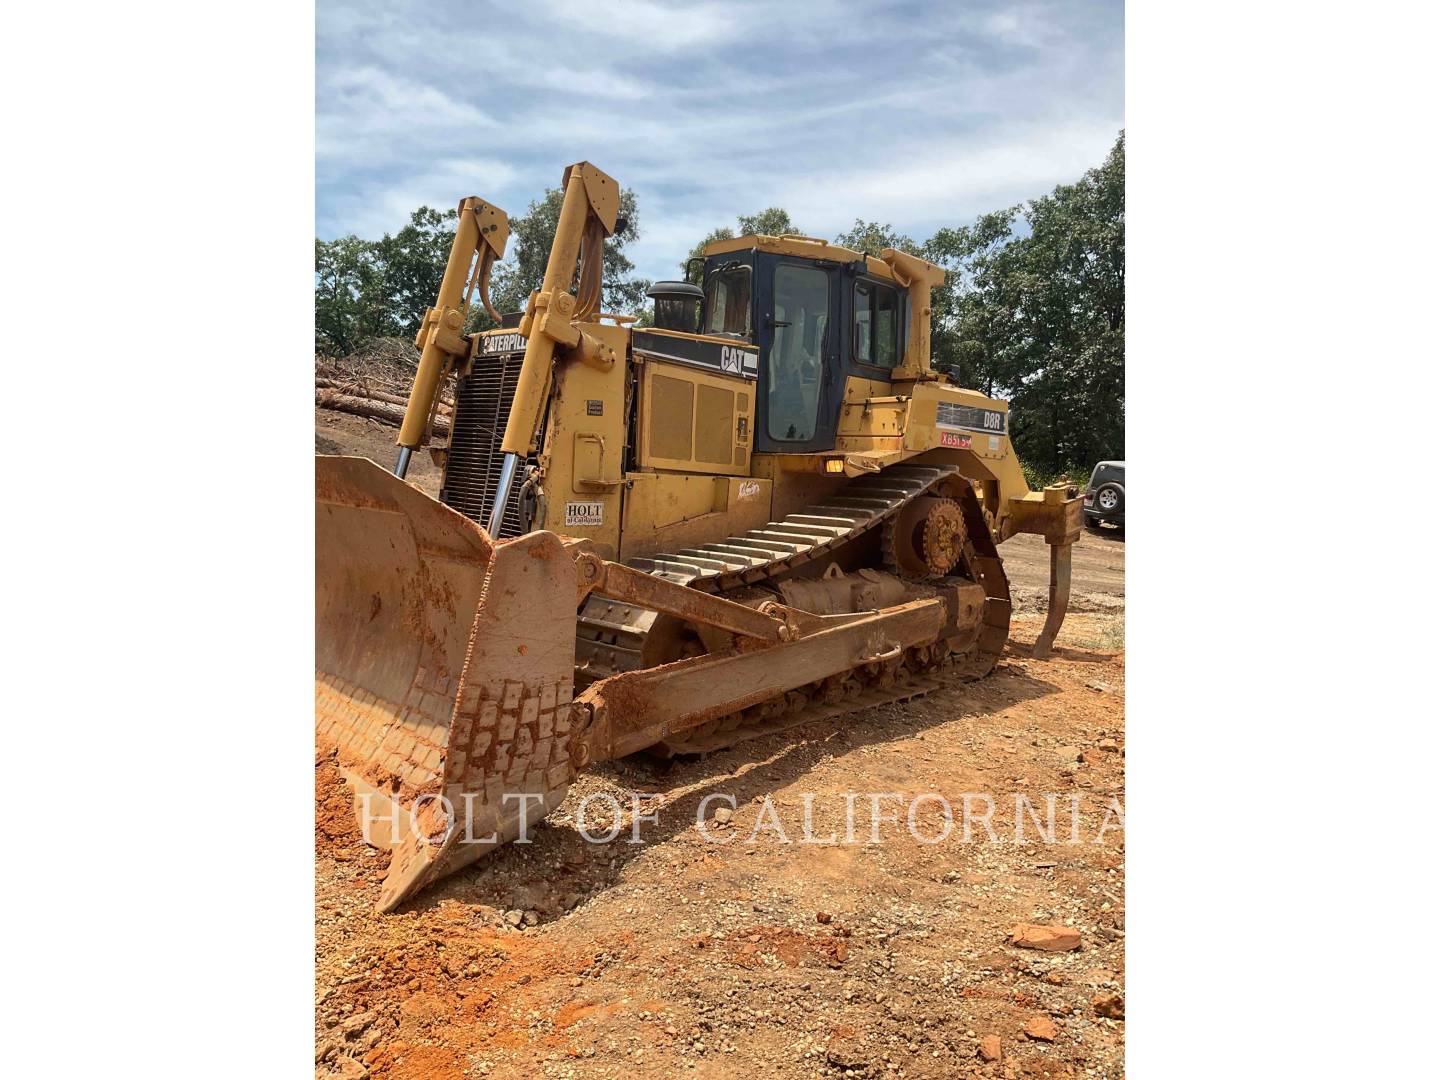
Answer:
[720,346,749,374]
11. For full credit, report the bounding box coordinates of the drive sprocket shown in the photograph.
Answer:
[883,495,967,578]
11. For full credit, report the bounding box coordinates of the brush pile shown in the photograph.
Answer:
[315,338,454,433]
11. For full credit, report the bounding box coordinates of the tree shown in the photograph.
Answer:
[314,235,389,355]
[924,132,1125,475]
[373,206,461,338]
[489,186,650,319]
[1002,133,1124,472]
[924,208,1023,397]
[315,188,652,353]
[681,227,735,277]
[737,208,798,237]
[682,208,801,274]
[834,220,921,257]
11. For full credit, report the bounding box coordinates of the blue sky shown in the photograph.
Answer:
[316,0,1123,282]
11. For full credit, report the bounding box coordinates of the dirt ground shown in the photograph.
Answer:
[316,411,447,496]
[316,415,1125,1079]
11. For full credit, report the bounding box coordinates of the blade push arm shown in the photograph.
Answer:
[572,552,807,645]
[394,196,510,478]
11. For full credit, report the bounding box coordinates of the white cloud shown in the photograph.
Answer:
[324,158,522,239]
[315,0,1125,283]
[770,121,1123,232]
[316,67,496,167]
[527,0,745,52]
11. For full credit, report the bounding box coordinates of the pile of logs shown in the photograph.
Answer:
[315,376,453,438]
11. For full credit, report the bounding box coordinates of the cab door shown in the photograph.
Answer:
[755,255,842,453]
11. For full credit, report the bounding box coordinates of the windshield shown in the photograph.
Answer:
[704,264,752,338]
[766,263,830,441]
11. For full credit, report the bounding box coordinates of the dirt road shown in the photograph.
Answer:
[315,418,1125,1079]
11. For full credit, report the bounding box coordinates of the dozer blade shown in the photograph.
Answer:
[315,456,579,911]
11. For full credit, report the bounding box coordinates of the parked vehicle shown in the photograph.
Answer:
[1083,460,1125,530]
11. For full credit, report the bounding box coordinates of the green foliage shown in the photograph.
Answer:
[924,207,1021,396]
[682,208,801,275]
[928,132,1125,473]
[375,206,461,337]
[314,190,651,355]
[833,220,921,257]
[682,227,735,277]
[737,208,797,237]
[1020,458,1093,491]
[490,186,650,318]
[314,208,460,354]
[314,236,387,355]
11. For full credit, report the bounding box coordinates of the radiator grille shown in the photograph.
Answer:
[440,353,528,538]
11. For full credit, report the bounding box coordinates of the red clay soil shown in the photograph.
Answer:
[316,614,1125,1080]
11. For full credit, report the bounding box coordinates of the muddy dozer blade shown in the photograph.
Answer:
[315,456,580,911]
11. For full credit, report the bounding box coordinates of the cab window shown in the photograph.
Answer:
[704,263,752,338]
[854,281,899,368]
[767,264,830,442]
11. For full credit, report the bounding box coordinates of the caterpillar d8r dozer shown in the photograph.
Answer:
[316,161,1082,911]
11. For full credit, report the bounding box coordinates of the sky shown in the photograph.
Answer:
[316,0,1123,283]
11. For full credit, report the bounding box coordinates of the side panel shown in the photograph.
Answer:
[749,454,848,521]
[837,375,909,445]
[619,472,773,559]
[534,322,630,558]
[635,358,755,476]
[816,377,1055,540]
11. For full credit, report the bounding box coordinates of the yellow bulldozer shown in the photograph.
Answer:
[316,161,1081,911]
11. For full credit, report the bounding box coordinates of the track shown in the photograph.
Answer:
[574,463,1013,753]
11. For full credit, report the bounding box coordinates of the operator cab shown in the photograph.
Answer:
[692,236,912,454]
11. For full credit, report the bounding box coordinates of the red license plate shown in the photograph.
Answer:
[940,431,971,449]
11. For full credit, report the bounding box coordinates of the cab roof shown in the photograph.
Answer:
[701,233,902,283]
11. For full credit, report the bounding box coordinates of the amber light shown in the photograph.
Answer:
[824,458,845,474]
